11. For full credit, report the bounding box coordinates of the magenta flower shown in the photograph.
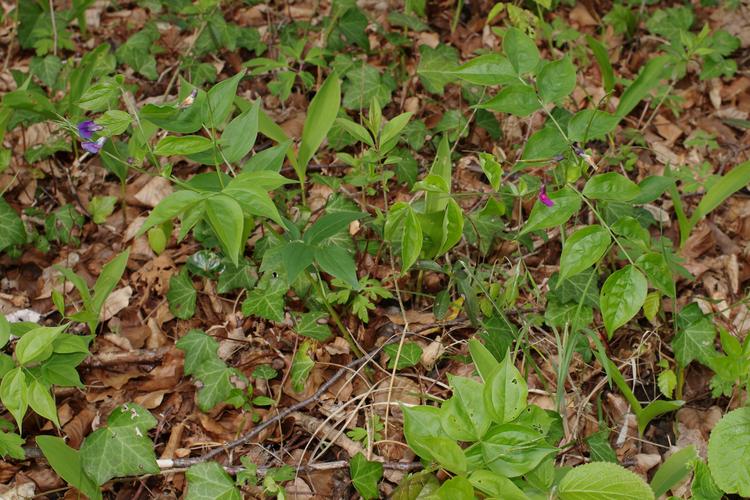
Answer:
[539,184,554,207]
[82,137,106,154]
[77,120,103,140]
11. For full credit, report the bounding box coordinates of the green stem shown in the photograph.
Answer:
[310,271,362,357]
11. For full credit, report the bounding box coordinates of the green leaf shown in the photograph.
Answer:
[558,462,654,500]
[291,341,314,392]
[690,160,750,230]
[80,404,159,484]
[693,459,723,500]
[304,211,366,246]
[483,353,527,424]
[600,265,647,337]
[96,110,132,136]
[185,461,242,500]
[521,186,581,235]
[315,245,359,290]
[194,358,238,411]
[167,268,197,320]
[28,380,59,426]
[636,252,676,298]
[537,57,576,103]
[298,75,341,175]
[478,84,541,117]
[383,342,423,370]
[0,198,26,252]
[672,303,717,367]
[401,207,422,273]
[36,436,102,500]
[341,64,391,111]
[504,27,540,74]
[88,195,118,224]
[586,36,614,93]
[281,242,314,285]
[650,445,697,497]
[433,476,474,498]
[295,312,332,342]
[0,368,27,431]
[441,375,491,442]
[643,291,661,322]
[137,190,204,237]
[30,55,63,87]
[420,436,466,474]
[583,173,640,201]
[0,430,24,460]
[15,325,67,366]
[568,109,618,142]
[204,70,246,129]
[480,424,556,477]
[176,330,219,376]
[451,54,517,86]
[468,338,500,382]
[91,249,130,325]
[521,125,568,162]
[616,55,669,119]
[154,135,213,156]
[380,112,413,151]
[205,194,244,266]
[402,405,443,462]
[469,470,527,499]
[336,117,374,147]
[242,288,285,323]
[559,225,611,280]
[222,183,283,225]
[417,44,459,95]
[350,452,383,500]
[220,101,259,163]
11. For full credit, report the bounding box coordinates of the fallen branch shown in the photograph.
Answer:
[80,347,171,367]
[156,459,422,475]
[169,345,383,468]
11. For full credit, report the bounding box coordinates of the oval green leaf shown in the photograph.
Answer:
[559,225,611,280]
[600,265,648,338]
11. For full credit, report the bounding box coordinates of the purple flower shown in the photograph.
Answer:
[539,184,554,207]
[77,120,103,140]
[82,137,106,154]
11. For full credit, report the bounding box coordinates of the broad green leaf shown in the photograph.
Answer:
[401,207,422,273]
[154,135,213,156]
[222,185,283,225]
[220,101,259,163]
[480,424,556,477]
[643,291,660,322]
[315,246,359,290]
[37,436,102,500]
[521,186,581,235]
[600,265,647,337]
[380,112,413,151]
[92,249,130,324]
[690,160,750,229]
[633,176,675,204]
[336,117,374,147]
[451,54,517,86]
[30,55,63,87]
[433,476,474,498]
[636,252,675,298]
[537,57,576,103]
[521,125,567,162]
[242,140,290,173]
[304,211,365,246]
[0,198,26,252]
[140,87,206,134]
[194,358,237,411]
[559,225,611,280]
[468,338,499,382]
[96,110,131,136]
[281,241,314,285]
[586,35,614,93]
[583,173,640,201]
[298,75,341,175]
[469,470,526,499]
[420,436,466,474]
[0,430,24,460]
[167,269,197,320]
[383,342,423,370]
[478,84,541,117]
[615,55,669,119]
[80,404,159,484]
[402,405,443,461]
[650,445,697,497]
[88,195,118,224]
[203,70,246,129]
[504,27,540,74]
[28,380,59,427]
[693,459,723,500]
[291,341,314,392]
[637,399,684,436]
[567,109,618,142]
[137,190,204,236]
[441,375,491,442]
[186,462,242,500]
[417,44,459,95]
[242,288,285,323]
[205,194,244,266]
[15,325,67,366]
[424,135,452,213]
[295,312,332,342]
[558,462,654,500]
[350,452,383,500]
[0,368,27,431]
[708,407,750,497]
[483,352,527,424]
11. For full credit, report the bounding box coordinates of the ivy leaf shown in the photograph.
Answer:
[291,341,314,392]
[672,303,717,367]
[176,330,219,376]
[167,269,197,320]
[417,44,459,95]
[80,404,159,485]
[0,430,24,460]
[242,288,285,323]
[295,312,333,342]
[30,55,62,88]
[350,452,383,500]
[383,342,423,369]
[0,198,26,252]
[185,462,242,500]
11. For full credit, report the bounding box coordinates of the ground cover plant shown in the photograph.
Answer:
[0,0,749,498]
